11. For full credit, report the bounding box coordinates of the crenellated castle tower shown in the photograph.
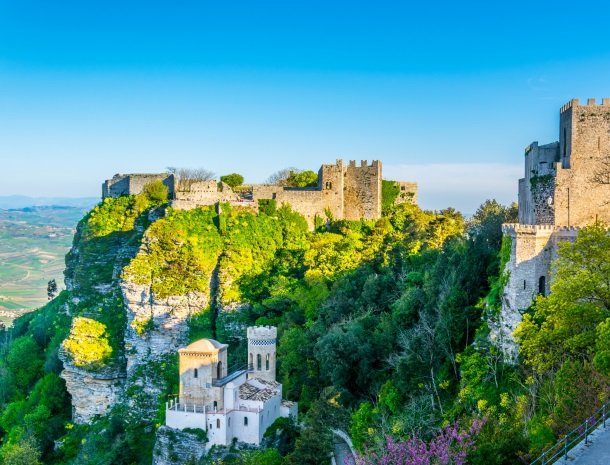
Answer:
[498,98,610,358]
[247,326,277,384]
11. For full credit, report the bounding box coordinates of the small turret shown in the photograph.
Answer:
[247,326,277,383]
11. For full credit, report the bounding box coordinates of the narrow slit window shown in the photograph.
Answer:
[194,368,198,378]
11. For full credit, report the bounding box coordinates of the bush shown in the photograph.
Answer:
[143,180,169,203]
[220,173,244,188]
[63,317,113,369]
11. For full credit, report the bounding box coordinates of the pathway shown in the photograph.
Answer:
[558,422,610,464]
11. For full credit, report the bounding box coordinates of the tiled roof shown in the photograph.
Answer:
[239,378,280,402]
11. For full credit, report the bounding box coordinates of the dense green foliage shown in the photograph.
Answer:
[286,170,318,188]
[220,173,244,188]
[18,191,610,465]
[381,180,400,211]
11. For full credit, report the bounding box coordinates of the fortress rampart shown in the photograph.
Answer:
[101,160,417,229]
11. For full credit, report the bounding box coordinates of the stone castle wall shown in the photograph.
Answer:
[394,181,418,205]
[554,99,610,226]
[501,98,610,358]
[102,173,175,199]
[102,160,417,229]
[343,160,381,220]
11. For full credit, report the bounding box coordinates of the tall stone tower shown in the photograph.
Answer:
[247,326,277,383]
[499,98,610,359]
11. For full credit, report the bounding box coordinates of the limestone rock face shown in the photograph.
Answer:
[59,351,125,423]
[121,280,208,372]
[152,426,207,465]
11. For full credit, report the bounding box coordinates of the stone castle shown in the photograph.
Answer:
[102,160,417,228]
[499,98,610,356]
[164,326,297,450]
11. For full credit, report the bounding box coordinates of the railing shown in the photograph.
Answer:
[166,399,260,415]
[529,400,610,465]
[212,364,249,386]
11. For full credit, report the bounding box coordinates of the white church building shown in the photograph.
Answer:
[165,326,297,448]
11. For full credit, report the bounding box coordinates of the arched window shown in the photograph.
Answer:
[244,417,248,426]
[523,280,526,290]
[266,354,270,371]
[538,276,546,296]
[217,419,220,428]
[257,354,262,370]
[217,361,222,379]
[228,418,231,427]
[249,353,253,368]
[213,401,217,410]
[194,368,198,378]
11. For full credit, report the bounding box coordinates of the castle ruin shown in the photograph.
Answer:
[102,159,418,228]
[499,98,610,357]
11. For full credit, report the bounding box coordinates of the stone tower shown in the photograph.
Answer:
[178,339,228,406]
[247,326,277,383]
[499,98,610,359]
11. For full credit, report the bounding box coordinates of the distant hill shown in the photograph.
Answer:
[0,195,98,210]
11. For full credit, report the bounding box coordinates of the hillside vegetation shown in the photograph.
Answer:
[2,188,607,465]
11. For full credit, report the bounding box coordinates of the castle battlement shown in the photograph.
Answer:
[560,97,610,113]
[502,223,582,235]
[247,326,277,341]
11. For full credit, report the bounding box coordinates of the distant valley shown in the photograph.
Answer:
[0,197,97,325]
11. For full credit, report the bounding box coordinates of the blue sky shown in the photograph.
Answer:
[2,1,610,212]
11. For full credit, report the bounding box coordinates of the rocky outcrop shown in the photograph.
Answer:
[152,426,207,465]
[59,350,125,423]
[122,281,208,372]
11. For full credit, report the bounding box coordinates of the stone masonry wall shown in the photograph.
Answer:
[554,99,610,226]
[102,173,175,199]
[497,224,577,359]
[343,160,381,220]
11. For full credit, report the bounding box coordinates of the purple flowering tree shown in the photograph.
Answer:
[350,418,485,465]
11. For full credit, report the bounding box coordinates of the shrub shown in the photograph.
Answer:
[143,180,169,203]
[63,317,113,369]
[220,173,244,188]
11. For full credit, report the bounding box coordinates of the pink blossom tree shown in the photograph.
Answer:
[350,418,485,465]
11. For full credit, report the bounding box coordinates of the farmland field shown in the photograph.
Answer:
[0,200,96,325]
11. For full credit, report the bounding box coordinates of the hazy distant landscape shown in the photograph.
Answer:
[0,197,97,325]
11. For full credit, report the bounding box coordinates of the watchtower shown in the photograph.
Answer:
[554,98,610,226]
[247,326,277,383]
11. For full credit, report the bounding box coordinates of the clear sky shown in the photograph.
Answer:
[2,0,610,212]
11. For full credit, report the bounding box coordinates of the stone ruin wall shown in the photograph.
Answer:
[394,181,418,205]
[102,173,175,199]
[171,180,254,210]
[102,160,418,229]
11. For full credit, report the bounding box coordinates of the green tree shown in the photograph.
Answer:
[6,336,42,391]
[220,173,244,188]
[142,180,169,203]
[286,170,318,188]
[0,436,42,465]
